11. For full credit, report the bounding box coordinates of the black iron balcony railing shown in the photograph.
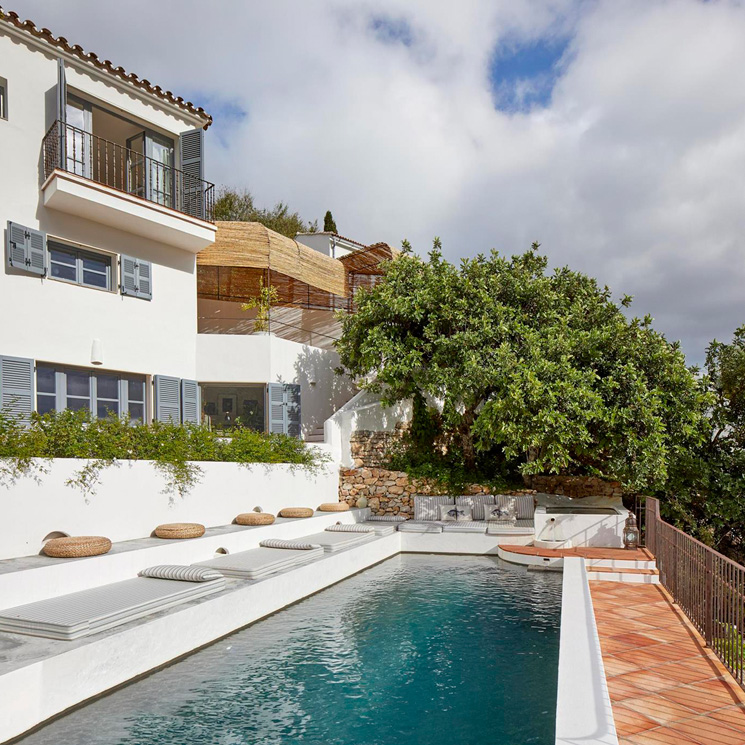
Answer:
[43,121,215,223]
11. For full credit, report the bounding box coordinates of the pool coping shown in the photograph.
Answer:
[555,557,619,745]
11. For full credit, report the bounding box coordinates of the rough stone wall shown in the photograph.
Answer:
[349,426,405,468]
[523,474,624,499]
[338,467,495,515]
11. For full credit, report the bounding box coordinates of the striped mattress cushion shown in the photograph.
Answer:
[367,515,407,522]
[495,494,535,519]
[260,538,321,550]
[138,565,223,583]
[325,523,375,533]
[455,494,495,520]
[413,496,454,521]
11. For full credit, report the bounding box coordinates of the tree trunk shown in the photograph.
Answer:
[459,407,478,471]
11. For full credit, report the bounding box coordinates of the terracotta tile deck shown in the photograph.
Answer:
[590,581,745,745]
[501,545,655,561]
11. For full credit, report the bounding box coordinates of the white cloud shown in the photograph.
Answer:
[10,0,745,362]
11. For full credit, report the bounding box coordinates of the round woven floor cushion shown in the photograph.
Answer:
[154,523,205,539]
[278,507,314,518]
[43,536,112,558]
[235,512,275,526]
[318,502,350,512]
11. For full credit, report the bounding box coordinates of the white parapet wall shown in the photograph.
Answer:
[555,557,618,745]
[0,458,339,560]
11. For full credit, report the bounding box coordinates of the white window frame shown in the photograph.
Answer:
[46,237,116,292]
[0,77,7,120]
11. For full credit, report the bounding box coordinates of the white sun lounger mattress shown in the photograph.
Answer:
[486,519,535,536]
[299,531,378,553]
[196,546,324,579]
[0,577,226,641]
[359,522,397,536]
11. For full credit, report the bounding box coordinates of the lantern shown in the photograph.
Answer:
[623,513,640,550]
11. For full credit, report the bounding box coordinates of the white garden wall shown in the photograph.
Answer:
[0,457,338,560]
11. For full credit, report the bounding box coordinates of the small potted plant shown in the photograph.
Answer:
[242,278,279,335]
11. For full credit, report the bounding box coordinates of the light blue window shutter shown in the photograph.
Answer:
[136,260,152,300]
[154,375,181,423]
[179,128,204,219]
[0,356,35,420]
[181,379,200,424]
[120,255,137,296]
[267,383,286,434]
[285,384,301,438]
[7,222,45,275]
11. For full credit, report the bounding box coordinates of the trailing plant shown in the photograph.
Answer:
[0,409,326,498]
[242,277,279,333]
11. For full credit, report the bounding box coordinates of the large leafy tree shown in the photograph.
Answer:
[663,325,745,561]
[214,187,317,238]
[336,241,709,492]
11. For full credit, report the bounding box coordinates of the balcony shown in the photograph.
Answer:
[41,121,216,252]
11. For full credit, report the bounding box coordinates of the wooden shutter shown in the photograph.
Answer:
[179,128,204,219]
[120,255,137,296]
[136,260,152,300]
[267,383,286,434]
[0,356,34,420]
[120,256,151,299]
[285,384,301,438]
[154,375,181,423]
[6,222,45,275]
[181,379,200,424]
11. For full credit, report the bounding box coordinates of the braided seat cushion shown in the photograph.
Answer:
[43,536,112,558]
[278,507,314,518]
[154,523,205,540]
[235,512,275,526]
[139,565,223,582]
[260,538,321,550]
[318,502,350,512]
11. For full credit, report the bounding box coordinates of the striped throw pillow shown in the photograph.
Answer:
[325,524,375,533]
[367,515,407,522]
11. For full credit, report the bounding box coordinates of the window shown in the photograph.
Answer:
[48,240,112,290]
[35,365,146,423]
[0,77,6,120]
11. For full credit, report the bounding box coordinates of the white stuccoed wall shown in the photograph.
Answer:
[0,26,209,380]
[0,457,339,560]
[196,333,356,435]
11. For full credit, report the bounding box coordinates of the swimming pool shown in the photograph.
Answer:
[17,555,562,745]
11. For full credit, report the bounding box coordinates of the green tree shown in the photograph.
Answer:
[662,324,745,561]
[335,241,708,491]
[324,210,338,233]
[214,187,317,238]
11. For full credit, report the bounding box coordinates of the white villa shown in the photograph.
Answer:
[0,9,394,439]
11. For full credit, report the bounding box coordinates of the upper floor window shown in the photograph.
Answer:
[47,239,112,291]
[0,77,6,120]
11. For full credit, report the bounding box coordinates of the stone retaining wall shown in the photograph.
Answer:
[349,427,405,468]
[339,467,533,516]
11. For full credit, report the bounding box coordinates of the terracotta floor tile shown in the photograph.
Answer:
[625,725,703,744]
[615,633,670,649]
[660,684,738,714]
[617,669,687,694]
[605,655,649,677]
[608,676,652,702]
[708,706,745,732]
[612,704,661,735]
[651,661,719,684]
[621,694,698,725]
[668,716,745,745]
[693,679,745,705]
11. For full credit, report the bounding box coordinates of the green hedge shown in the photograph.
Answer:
[0,408,326,497]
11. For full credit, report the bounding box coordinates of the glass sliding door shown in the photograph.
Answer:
[147,133,174,208]
[65,96,92,178]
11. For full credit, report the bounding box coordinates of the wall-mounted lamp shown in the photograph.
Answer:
[91,338,104,366]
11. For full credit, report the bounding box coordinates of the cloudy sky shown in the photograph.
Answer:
[12,0,745,364]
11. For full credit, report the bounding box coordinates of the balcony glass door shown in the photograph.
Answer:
[147,134,174,208]
[126,132,146,199]
[65,97,92,178]
[126,132,173,208]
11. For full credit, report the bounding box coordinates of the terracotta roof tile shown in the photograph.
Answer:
[0,6,212,127]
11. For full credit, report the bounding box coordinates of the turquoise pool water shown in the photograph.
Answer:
[18,555,562,745]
